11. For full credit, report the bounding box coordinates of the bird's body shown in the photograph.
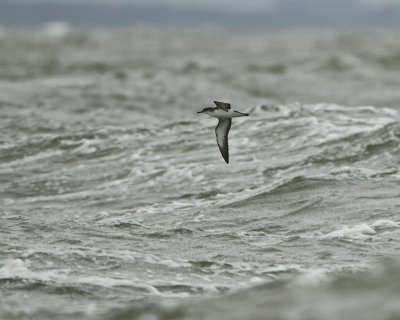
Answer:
[203,109,249,119]
[197,101,249,164]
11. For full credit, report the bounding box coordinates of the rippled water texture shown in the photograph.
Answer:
[1,27,400,319]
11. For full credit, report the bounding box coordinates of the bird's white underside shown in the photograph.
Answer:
[206,109,246,119]
[215,118,231,163]
[215,120,230,147]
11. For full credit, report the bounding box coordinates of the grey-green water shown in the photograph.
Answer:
[1,26,400,320]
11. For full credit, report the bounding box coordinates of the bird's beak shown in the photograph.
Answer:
[197,111,203,113]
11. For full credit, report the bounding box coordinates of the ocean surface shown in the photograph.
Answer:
[1,25,400,320]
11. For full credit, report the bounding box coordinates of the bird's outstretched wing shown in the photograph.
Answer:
[215,118,231,164]
[213,101,231,112]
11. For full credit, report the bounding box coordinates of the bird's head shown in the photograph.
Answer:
[197,107,213,114]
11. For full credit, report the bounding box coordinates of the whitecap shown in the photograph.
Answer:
[370,220,400,229]
[322,224,376,240]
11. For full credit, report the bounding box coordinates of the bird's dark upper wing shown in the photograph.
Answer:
[215,118,231,164]
[213,101,231,112]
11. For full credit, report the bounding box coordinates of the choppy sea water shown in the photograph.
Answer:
[1,25,400,320]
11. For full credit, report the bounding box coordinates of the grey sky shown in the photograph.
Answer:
[9,0,277,12]
[2,0,400,28]
[11,0,400,10]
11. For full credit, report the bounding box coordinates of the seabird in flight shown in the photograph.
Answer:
[197,101,249,164]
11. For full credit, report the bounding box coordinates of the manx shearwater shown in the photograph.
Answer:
[197,101,249,164]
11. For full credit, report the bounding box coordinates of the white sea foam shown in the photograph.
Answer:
[0,259,31,279]
[71,139,99,154]
[322,220,400,241]
[370,220,400,229]
[322,224,376,240]
[294,269,328,286]
[0,258,162,294]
